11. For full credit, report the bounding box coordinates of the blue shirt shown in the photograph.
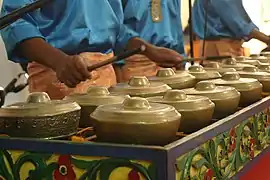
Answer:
[192,0,258,40]
[122,0,184,54]
[114,0,185,65]
[1,0,138,63]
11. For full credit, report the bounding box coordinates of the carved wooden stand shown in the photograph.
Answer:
[0,97,270,180]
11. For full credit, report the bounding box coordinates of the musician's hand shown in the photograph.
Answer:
[126,38,183,68]
[146,46,183,68]
[55,55,91,87]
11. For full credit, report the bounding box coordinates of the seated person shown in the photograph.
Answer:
[1,0,182,99]
[192,0,270,57]
[114,0,185,82]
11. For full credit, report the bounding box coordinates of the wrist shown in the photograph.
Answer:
[51,53,70,71]
[251,29,270,44]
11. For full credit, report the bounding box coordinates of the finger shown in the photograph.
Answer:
[158,63,177,68]
[161,57,183,66]
[74,56,90,80]
[175,62,184,67]
[163,51,183,62]
[56,62,79,87]
[172,56,183,63]
[58,76,73,88]
[64,80,76,88]
[69,76,80,87]
[64,75,80,88]
[74,56,91,79]
[62,72,80,88]
[158,59,178,65]
[71,62,86,81]
[68,58,87,82]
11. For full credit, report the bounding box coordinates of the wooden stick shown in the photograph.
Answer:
[0,0,54,30]
[87,46,146,72]
[77,127,94,135]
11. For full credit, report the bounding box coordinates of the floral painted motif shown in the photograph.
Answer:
[248,138,255,159]
[229,128,237,153]
[128,169,141,180]
[0,151,154,180]
[176,110,270,180]
[204,169,213,180]
[53,155,76,180]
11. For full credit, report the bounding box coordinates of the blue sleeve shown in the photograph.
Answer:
[211,0,258,39]
[115,24,139,52]
[113,0,139,52]
[108,0,139,65]
[113,25,139,66]
[1,1,44,63]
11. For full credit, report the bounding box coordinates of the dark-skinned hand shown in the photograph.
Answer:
[145,46,184,69]
[55,55,91,88]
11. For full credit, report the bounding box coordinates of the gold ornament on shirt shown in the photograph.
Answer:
[151,0,162,22]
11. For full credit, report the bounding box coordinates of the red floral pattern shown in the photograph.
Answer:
[229,128,236,153]
[128,169,140,180]
[229,128,236,137]
[204,169,213,180]
[249,138,255,159]
[265,115,269,128]
[53,155,76,180]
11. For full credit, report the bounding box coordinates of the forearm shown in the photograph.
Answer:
[249,29,270,44]
[17,38,68,71]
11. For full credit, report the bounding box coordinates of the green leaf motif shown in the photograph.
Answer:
[79,158,151,180]
[0,150,153,180]
[176,110,270,180]
[0,150,13,180]
[176,155,188,172]
[71,158,96,170]
[13,152,48,180]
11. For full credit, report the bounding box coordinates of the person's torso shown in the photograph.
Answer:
[122,0,185,54]
[14,0,123,54]
[192,0,247,39]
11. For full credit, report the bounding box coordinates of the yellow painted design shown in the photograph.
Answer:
[1,150,152,180]
[176,109,270,180]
